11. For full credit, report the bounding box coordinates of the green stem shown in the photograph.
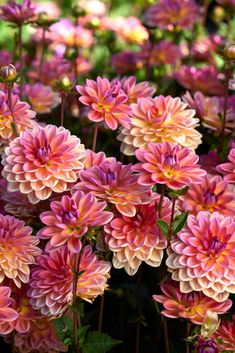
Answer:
[168,197,176,241]
[7,85,18,136]
[92,124,99,151]
[60,93,65,127]
[39,28,46,78]
[158,185,166,218]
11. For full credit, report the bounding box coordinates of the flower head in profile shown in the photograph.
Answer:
[178,174,235,217]
[117,95,202,156]
[133,141,206,189]
[212,315,235,351]
[153,279,232,324]
[2,124,86,204]
[116,76,156,104]
[0,286,19,335]
[166,211,235,302]
[104,195,171,275]
[0,214,41,288]
[23,83,60,114]
[145,0,201,30]
[0,0,36,24]
[77,77,132,130]
[28,245,111,316]
[74,160,151,217]
[217,147,235,183]
[37,190,113,253]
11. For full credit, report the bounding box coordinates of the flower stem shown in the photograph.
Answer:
[7,85,18,136]
[162,316,170,353]
[92,124,99,151]
[220,61,231,153]
[60,93,65,127]
[18,24,23,98]
[135,267,142,353]
[98,294,105,333]
[168,197,176,241]
[39,28,46,78]
[186,321,191,353]
[158,185,166,218]
[72,250,83,353]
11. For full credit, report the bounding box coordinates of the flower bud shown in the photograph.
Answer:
[224,43,235,60]
[36,12,58,27]
[0,64,17,83]
[56,75,74,93]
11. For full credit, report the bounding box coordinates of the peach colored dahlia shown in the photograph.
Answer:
[104,195,171,275]
[2,124,86,204]
[73,160,151,217]
[0,214,41,288]
[212,315,235,351]
[133,141,206,189]
[166,211,235,302]
[28,245,111,315]
[23,83,60,114]
[0,90,36,141]
[37,190,113,253]
[153,279,232,324]
[0,286,19,334]
[76,77,132,130]
[117,95,202,155]
[217,147,235,183]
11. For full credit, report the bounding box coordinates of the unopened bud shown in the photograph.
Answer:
[0,64,17,83]
[57,75,73,92]
[36,12,58,27]
[72,4,87,18]
[212,6,226,23]
[224,43,235,60]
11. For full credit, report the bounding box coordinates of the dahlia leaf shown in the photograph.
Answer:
[78,325,91,346]
[81,331,121,353]
[172,211,189,235]
[157,220,169,237]
[53,316,73,344]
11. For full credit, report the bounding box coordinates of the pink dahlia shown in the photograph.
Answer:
[178,174,235,217]
[104,195,171,275]
[153,279,232,324]
[77,77,131,130]
[194,336,219,353]
[191,35,224,64]
[0,90,36,141]
[83,149,116,169]
[2,124,85,204]
[133,141,206,189]
[0,0,36,24]
[175,66,225,96]
[145,0,201,30]
[0,286,19,335]
[212,316,235,351]
[117,95,202,156]
[73,160,151,217]
[37,190,113,253]
[0,214,41,288]
[23,83,60,114]
[144,40,182,66]
[111,51,144,75]
[29,245,111,315]
[116,76,156,104]
[166,211,235,302]
[217,147,235,183]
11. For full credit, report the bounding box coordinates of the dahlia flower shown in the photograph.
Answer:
[145,0,201,30]
[0,0,36,24]
[217,147,235,183]
[34,1,61,19]
[77,77,132,130]
[117,95,202,156]
[0,286,19,335]
[175,66,225,96]
[29,245,111,315]
[212,316,235,351]
[2,124,86,204]
[74,160,151,217]
[153,279,232,324]
[133,141,206,189]
[0,90,36,141]
[104,195,171,275]
[38,190,113,253]
[84,149,116,169]
[191,35,223,64]
[194,336,219,353]
[178,174,235,217]
[75,57,92,76]
[116,76,156,104]
[166,211,235,302]
[79,0,107,16]
[23,83,60,114]
[144,40,182,66]
[111,51,144,75]
[0,214,41,287]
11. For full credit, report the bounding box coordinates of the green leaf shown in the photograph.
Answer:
[172,211,189,235]
[157,220,169,237]
[81,331,121,353]
[78,325,90,346]
[168,186,189,197]
[52,316,73,344]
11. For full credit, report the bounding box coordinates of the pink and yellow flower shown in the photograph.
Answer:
[104,195,171,275]
[2,124,86,204]
[74,160,151,217]
[83,149,116,169]
[77,77,132,130]
[166,211,235,302]
[0,214,41,288]
[212,315,235,351]
[28,245,111,315]
[153,279,232,324]
[133,141,206,189]
[23,83,60,114]
[117,95,202,155]
[217,147,235,183]
[116,76,156,104]
[0,286,19,334]
[178,174,235,216]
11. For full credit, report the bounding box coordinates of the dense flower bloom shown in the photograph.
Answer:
[133,142,206,189]
[0,214,41,287]
[28,245,111,315]
[0,286,19,334]
[23,84,60,114]
[0,90,36,141]
[217,147,235,183]
[104,195,171,275]
[74,160,151,217]
[166,211,235,302]
[2,124,85,204]
[111,51,144,75]
[153,280,232,324]
[175,66,225,96]
[178,174,235,217]
[145,0,201,30]
[0,0,36,24]
[212,316,235,351]
[116,76,156,104]
[37,190,113,253]
[77,77,132,130]
[183,91,235,134]
[117,95,202,155]
[194,336,219,353]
